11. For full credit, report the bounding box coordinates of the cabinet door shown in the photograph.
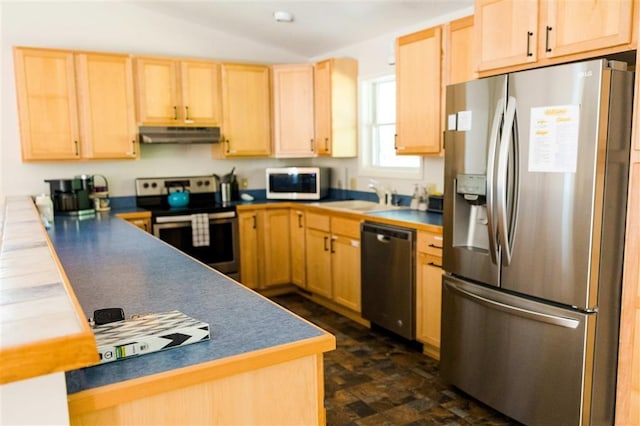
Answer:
[76,53,137,159]
[396,26,443,155]
[416,252,443,360]
[445,15,475,85]
[305,227,332,298]
[180,60,221,125]
[331,234,361,313]
[261,209,291,287]
[475,0,538,71]
[290,210,306,288]
[220,63,271,157]
[238,211,260,289]
[134,57,180,124]
[313,58,358,158]
[543,0,634,59]
[273,64,315,158]
[116,212,151,233]
[313,60,332,156]
[14,48,80,160]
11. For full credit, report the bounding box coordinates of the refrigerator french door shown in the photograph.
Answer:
[441,59,633,425]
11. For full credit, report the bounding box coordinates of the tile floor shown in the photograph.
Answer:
[272,293,521,426]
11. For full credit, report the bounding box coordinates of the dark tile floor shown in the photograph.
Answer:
[272,293,520,426]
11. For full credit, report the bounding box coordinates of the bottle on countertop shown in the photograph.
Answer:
[410,184,420,210]
[418,187,429,211]
[35,193,54,227]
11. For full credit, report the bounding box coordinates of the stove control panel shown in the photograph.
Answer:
[135,176,217,196]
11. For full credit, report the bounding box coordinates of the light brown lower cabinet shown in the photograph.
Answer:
[238,208,291,289]
[289,209,306,288]
[305,211,362,313]
[416,230,444,360]
[115,212,151,233]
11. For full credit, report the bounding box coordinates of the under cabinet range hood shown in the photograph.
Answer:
[138,126,221,144]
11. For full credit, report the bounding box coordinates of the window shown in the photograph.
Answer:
[360,75,422,178]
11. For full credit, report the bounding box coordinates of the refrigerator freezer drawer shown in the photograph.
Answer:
[440,275,590,425]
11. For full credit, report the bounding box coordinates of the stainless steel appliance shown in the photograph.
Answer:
[361,222,416,340]
[45,177,94,217]
[135,175,239,279]
[138,126,221,144]
[266,167,330,200]
[441,59,633,425]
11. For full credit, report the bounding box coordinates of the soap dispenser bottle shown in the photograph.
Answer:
[410,184,420,210]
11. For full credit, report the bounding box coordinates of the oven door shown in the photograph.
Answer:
[153,213,239,278]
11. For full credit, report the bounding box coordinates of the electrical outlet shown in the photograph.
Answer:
[241,178,249,189]
[350,178,358,190]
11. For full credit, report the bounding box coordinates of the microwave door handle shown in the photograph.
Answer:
[496,96,518,267]
[486,97,505,265]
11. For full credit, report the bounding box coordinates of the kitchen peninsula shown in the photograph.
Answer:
[0,197,335,425]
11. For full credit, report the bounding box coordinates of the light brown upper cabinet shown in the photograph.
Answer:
[444,15,475,86]
[272,64,315,158]
[14,47,137,161]
[475,0,637,75]
[395,26,443,156]
[134,57,221,126]
[314,58,358,158]
[76,53,137,159]
[214,63,272,158]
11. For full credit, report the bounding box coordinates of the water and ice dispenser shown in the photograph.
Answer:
[453,174,489,252]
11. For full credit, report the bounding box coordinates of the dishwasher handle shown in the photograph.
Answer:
[362,222,415,241]
[376,234,391,243]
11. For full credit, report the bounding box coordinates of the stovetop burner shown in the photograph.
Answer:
[135,175,234,218]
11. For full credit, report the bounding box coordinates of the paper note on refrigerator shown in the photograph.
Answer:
[528,105,580,173]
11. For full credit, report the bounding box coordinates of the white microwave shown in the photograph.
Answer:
[266,167,331,200]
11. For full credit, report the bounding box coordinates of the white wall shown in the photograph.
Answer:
[310,6,473,196]
[1,2,472,200]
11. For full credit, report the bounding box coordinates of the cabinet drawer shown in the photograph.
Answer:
[306,212,331,232]
[417,231,443,256]
[331,217,361,239]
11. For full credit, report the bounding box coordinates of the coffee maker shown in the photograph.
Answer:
[45,176,95,217]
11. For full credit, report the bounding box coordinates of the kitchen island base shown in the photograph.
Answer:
[69,342,331,425]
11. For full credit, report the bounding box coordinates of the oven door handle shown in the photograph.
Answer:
[154,211,236,223]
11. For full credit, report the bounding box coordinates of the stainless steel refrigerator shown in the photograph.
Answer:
[441,59,633,425]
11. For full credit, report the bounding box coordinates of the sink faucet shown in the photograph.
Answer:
[369,179,390,205]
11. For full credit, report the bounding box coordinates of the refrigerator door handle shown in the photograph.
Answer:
[445,280,580,329]
[486,98,505,265]
[496,96,518,266]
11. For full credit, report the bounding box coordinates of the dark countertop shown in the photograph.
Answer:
[47,214,328,394]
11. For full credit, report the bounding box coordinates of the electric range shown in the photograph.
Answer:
[135,175,239,279]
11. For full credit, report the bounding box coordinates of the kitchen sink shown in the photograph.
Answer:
[315,200,404,213]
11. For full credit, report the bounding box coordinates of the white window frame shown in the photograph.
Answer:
[359,74,423,180]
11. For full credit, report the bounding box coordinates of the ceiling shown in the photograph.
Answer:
[130,1,474,58]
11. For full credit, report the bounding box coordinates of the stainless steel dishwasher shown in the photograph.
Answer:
[361,221,416,340]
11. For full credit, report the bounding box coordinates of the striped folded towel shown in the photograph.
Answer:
[191,213,210,247]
